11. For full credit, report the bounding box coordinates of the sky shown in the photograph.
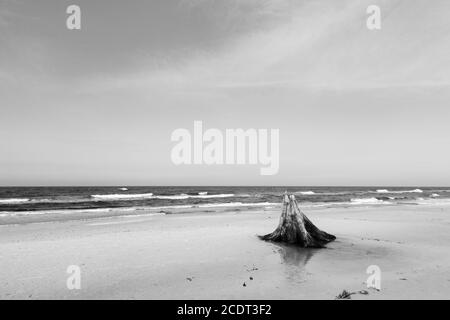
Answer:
[1,0,450,186]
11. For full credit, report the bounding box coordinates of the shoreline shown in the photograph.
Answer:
[2,186,449,226]
[1,204,450,299]
[1,199,445,226]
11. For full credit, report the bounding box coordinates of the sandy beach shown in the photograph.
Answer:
[1,203,450,300]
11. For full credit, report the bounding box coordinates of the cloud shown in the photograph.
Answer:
[2,0,450,185]
[4,0,450,94]
[73,0,450,96]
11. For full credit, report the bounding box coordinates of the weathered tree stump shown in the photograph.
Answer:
[259,193,336,248]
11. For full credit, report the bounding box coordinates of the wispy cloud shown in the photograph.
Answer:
[76,0,450,95]
[1,0,450,185]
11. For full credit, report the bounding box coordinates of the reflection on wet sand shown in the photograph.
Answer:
[272,243,319,283]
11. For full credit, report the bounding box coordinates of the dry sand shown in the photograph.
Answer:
[1,203,450,299]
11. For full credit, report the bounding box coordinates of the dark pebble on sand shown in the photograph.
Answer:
[359,290,369,295]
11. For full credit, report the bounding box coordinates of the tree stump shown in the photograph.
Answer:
[259,193,336,248]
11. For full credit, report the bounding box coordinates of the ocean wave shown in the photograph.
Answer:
[0,201,277,218]
[374,189,423,194]
[350,197,389,205]
[375,196,395,201]
[0,198,30,204]
[91,192,236,201]
[0,197,93,205]
[428,189,450,193]
[191,193,235,199]
[197,202,277,208]
[297,190,365,196]
[153,193,235,200]
[91,193,154,200]
[407,189,423,193]
[118,187,128,191]
[0,207,117,217]
[431,193,440,197]
[0,192,242,206]
[298,191,315,195]
[148,201,276,209]
[152,194,190,200]
[0,206,167,218]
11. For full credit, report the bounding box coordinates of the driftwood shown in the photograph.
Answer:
[259,193,336,248]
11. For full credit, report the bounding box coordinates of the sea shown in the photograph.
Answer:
[1,186,449,222]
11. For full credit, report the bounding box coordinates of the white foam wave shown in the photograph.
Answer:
[1,197,90,205]
[91,193,154,200]
[431,193,440,197]
[153,194,190,200]
[154,193,235,200]
[198,192,208,195]
[91,192,235,201]
[299,191,315,195]
[0,201,278,218]
[118,187,128,191]
[0,198,30,204]
[0,207,118,217]
[350,198,388,205]
[192,193,235,199]
[374,189,423,194]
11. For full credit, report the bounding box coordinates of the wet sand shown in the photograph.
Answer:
[1,204,450,299]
